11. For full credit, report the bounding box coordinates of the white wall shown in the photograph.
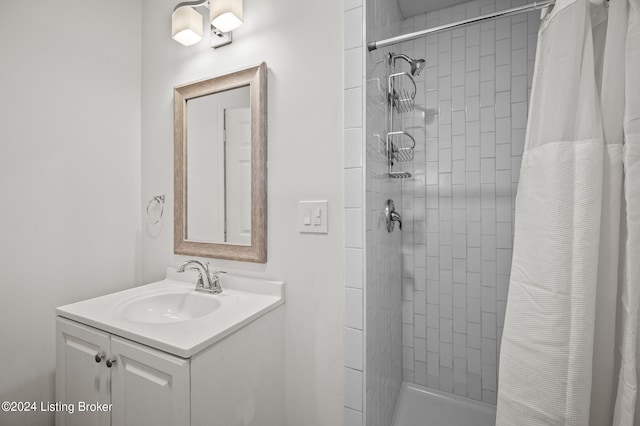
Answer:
[141,1,345,425]
[0,1,142,425]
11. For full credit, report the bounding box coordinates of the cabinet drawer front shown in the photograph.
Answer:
[55,318,111,426]
[110,337,190,426]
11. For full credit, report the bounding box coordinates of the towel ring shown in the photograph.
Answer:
[146,195,165,225]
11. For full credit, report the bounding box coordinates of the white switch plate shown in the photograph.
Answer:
[298,201,328,234]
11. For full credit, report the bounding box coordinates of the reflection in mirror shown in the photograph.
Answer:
[175,63,267,263]
[186,86,251,245]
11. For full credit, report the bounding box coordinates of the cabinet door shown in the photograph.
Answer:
[110,337,190,426]
[56,318,111,426]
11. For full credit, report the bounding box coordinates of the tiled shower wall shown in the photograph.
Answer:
[397,0,539,404]
[364,1,404,425]
[344,0,405,424]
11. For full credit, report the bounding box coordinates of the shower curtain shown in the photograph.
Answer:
[496,0,640,424]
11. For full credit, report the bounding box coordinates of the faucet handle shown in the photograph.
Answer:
[211,270,226,279]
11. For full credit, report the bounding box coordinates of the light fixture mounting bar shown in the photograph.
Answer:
[173,0,208,12]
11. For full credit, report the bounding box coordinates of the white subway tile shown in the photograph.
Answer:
[496,38,511,66]
[480,107,495,132]
[345,327,363,370]
[345,208,363,248]
[344,47,363,89]
[512,101,528,128]
[452,36,466,62]
[497,249,512,275]
[482,260,497,287]
[440,294,453,319]
[345,367,363,410]
[345,408,363,426]
[345,288,363,330]
[344,10,363,51]
[344,168,363,208]
[452,86,465,111]
[481,132,496,158]
[415,361,428,386]
[496,65,511,91]
[495,91,511,118]
[511,21,527,50]
[511,75,527,102]
[480,30,495,56]
[480,55,495,82]
[482,312,497,339]
[440,342,453,367]
[511,48,527,75]
[454,333,467,358]
[466,46,480,71]
[481,158,496,184]
[453,234,467,259]
[439,51,452,77]
[415,314,427,339]
[415,291,427,315]
[480,81,495,107]
[466,24,480,46]
[427,326,440,353]
[511,128,526,155]
[497,222,512,248]
[452,60,466,87]
[482,286,497,314]
[466,96,480,121]
[345,248,363,288]
[482,363,497,391]
[344,87,362,128]
[467,323,482,349]
[344,128,363,168]
[454,357,468,384]
[465,71,480,96]
[495,117,511,143]
[453,308,467,333]
[427,351,440,376]
[468,296,481,323]
[466,121,480,145]
[496,17,511,40]
[481,338,497,365]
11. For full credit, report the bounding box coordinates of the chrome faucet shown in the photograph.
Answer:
[177,260,225,294]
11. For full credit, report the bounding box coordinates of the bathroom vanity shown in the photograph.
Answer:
[55,269,284,426]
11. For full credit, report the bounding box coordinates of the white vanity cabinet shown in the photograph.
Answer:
[55,275,285,426]
[55,318,189,426]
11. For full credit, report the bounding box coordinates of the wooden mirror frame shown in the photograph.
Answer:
[174,63,267,263]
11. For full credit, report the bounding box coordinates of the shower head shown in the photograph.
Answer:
[412,59,426,76]
[392,53,426,76]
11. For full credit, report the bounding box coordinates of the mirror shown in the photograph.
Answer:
[174,63,267,263]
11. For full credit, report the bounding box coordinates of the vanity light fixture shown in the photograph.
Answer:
[210,0,243,33]
[172,5,204,46]
[171,0,243,48]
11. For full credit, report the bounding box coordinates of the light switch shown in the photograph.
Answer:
[298,201,328,234]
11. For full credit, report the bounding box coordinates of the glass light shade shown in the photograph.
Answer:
[172,7,203,46]
[210,0,243,33]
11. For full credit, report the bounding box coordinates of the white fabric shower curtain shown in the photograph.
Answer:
[496,0,640,423]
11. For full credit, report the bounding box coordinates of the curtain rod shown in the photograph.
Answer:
[367,0,554,51]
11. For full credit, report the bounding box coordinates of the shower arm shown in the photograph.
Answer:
[368,0,555,51]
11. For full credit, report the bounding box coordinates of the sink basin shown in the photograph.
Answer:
[115,291,222,324]
[56,273,284,357]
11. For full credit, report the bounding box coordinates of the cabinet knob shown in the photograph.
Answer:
[95,352,105,363]
[105,357,117,368]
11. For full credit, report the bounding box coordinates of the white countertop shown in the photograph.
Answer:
[56,271,284,358]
